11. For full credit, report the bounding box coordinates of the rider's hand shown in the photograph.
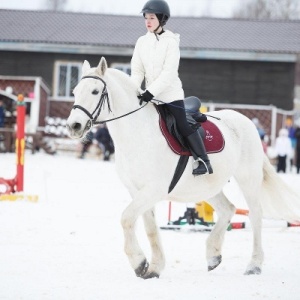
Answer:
[138,90,154,105]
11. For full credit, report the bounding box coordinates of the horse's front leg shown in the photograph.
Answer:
[142,208,165,278]
[121,190,164,279]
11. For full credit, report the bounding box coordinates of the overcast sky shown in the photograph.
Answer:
[0,0,243,17]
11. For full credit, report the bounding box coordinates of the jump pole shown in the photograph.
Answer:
[16,93,25,192]
[0,94,38,202]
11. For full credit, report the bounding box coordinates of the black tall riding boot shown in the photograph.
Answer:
[186,130,213,175]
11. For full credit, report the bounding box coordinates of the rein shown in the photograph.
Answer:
[71,75,148,125]
[94,102,148,124]
[72,75,219,126]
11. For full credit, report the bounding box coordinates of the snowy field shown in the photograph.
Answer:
[0,151,300,300]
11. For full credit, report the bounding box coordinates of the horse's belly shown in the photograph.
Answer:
[167,163,232,203]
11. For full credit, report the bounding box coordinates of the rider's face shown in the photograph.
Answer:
[144,13,160,32]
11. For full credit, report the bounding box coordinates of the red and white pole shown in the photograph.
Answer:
[15,94,25,192]
[168,202,172,223]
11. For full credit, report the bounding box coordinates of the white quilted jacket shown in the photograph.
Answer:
[131,30,184,104]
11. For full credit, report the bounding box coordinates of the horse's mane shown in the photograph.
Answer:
[106,68,138,94]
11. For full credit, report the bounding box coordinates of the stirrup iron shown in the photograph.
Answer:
[193,157,210,174]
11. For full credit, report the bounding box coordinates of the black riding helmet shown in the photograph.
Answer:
[141,0,170,26]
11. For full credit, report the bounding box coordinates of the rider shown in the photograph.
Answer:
[130,0,213,175]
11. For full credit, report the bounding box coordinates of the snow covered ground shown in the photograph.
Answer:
[0,151,300,300]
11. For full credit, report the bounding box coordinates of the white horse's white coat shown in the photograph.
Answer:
[67,58,300,279]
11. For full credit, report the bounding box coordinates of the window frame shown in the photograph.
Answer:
[110,62,131,75]
[53,61,82,100]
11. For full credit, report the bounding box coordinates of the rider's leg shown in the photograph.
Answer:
[166,100,213,175]
[186,129,213,175]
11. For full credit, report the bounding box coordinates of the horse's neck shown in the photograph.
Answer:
[106,69,157,126]
[108,104,158,145]
[106,69,138,112]
[104,70,159,150]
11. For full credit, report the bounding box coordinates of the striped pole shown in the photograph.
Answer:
[16,94,25,192]
[168,202,172,224]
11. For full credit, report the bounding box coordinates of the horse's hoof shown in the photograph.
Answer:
[208,255,222,271]
[142,272,160,280]
[244,266,261,275]
[135,259,149,277]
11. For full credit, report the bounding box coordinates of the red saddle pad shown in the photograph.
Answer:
[159,114,225,156]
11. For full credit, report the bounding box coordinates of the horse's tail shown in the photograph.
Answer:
[260,155,300,223]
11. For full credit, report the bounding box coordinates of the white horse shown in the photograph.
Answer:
[67,57,300,279]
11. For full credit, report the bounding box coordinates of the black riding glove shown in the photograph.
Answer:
[138,90,154,105]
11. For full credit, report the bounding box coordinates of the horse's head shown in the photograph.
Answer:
[66,57,111,139]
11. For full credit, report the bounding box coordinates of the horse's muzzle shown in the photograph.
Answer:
[66,122,82,138]
[66,119,92,139]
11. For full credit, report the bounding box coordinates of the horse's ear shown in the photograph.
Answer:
[96,57,107,76]
[82,60,91,77]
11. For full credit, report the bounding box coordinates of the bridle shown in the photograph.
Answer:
[71,75,148,126]
[72,75,110,126]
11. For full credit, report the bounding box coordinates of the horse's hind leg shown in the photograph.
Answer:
[206,191,236,271]
[239,185,264,275]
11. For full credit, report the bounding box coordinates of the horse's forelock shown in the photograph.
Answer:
[81,67,98,79]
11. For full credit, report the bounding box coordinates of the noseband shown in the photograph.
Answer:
[71,75,148,125]
[72,75,111,126]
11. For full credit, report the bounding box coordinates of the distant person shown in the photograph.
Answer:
[94,124,114,161]
[295,122,300,174]
[285,118,296,148]
[252,117,268,153]
[261,135,268,154]
[274,128,293,173]
[0,100,5,128]
[79,130,94,159]
[285,118,296,171]
[252,117,265,140]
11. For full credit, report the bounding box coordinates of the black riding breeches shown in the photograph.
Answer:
[277,155,287,173]
[164,100,194,137]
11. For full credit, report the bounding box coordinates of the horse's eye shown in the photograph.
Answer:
[92,89,99,95]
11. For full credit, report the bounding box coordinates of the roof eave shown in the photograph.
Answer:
[181,49,298,62]
[0,42,134,56]
[0,42,298,62]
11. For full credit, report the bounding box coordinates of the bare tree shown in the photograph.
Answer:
[234,0,300,20]
[44,0,68,11]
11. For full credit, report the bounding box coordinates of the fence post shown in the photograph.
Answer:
[271,106,277,147]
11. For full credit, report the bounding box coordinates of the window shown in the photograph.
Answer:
[111,63,131,75]
[54,61,82,99]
